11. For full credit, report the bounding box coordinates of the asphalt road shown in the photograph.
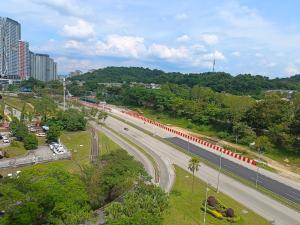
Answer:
[106,113,300,225]
[89,121,156,183]
[167,137,300,205]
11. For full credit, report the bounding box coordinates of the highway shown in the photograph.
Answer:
[167,137,300,205]
[104,114,300,225]
[89,121,173,192]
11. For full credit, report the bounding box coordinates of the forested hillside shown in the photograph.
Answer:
[69,67,300,96]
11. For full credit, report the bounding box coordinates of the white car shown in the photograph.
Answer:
[36,133,46,137]
[3,138,9,143]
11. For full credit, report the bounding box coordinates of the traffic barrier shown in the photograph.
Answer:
[121,110,257,167]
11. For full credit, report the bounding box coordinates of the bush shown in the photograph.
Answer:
[46,125,61,143]
[226,208,235,217]
[207,196,217,207]
[24,134,38,150]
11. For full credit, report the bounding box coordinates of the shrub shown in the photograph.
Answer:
[226,208,235,218]
[207,196,217,207]
[24,134,38,150]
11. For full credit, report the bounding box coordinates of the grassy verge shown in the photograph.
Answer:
[164,166,269,225]
[1,141,27,158]
[110,114,300,212]
[98,130,122,155]
[103,124,160,183]
[3,96,34,113]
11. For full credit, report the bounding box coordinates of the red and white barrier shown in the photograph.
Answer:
[122,110,256,166]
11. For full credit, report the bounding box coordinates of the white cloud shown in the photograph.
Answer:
[255,53,264,58]
[148,44,189,61]
[232,51,240,57]
[63,19,95,39]
[192,44,206,53]
[176,34,190,42]
[285,64,300,76]
[95,35,147,58]
[55,57,103,74]
[199,34,219,45]
[33,0,91,17]
[175,13,188,20]
[192,50,225,69]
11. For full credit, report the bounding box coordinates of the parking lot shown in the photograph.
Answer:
[0,144,71,169]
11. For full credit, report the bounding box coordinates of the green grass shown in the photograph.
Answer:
[3,96,34,113]
[98,131,121,155]
[164,166,269,225]
[0,129,126,175]
[1,141,27,158]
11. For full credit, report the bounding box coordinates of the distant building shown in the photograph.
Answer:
[32,53,57,81]
[18,41,30,80]
[0,17,21,79]
[0,17,57,82]
[69,70,82,77]
[29,51,35,78]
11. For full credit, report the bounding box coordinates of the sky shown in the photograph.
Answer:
[1,0,300,77]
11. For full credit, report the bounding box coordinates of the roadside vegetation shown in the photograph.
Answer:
[164,166,269,225]
[66,67,300,167]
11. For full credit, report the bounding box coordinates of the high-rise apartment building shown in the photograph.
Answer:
[33,53,57,81]
[0,17,57,82]
[29,51,36,78]
[0,17,21,79]
[18,40,29,80]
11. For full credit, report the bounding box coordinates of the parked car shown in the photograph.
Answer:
[124,127,129,131]
[36,133,46,137]
[3,137,9,143]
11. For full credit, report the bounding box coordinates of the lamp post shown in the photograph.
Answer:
[216,147,223,193]
[203,180,210,225]
[255,148,261,188]
[63,78,66,111]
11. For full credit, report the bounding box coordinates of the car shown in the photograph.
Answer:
[36,133,46,137]
[124,127,129,131]
[3,138,9,143]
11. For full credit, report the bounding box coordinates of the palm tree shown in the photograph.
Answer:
[188,157,201,193]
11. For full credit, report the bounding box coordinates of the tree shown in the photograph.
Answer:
[34,97,57,121]
[46,124,61,143]
[255,136,273,152]
[20,104,26,122]
[23,134,38,150]
[81,150,148,209]
[0,166,91,225]
[97,111,108,124]
[188,157,201,193]
[9,117,28,141]
[62,109,86,131]
[105,183,169,225]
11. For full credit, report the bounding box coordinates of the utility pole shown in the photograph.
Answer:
[216,147,223,193]
[187,137,190,153]
[255,148,261,188]
[63,78,66,111]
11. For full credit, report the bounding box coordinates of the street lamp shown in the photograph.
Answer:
[203,180,210,225]
[187,136,190,153]
[216,147,223,193]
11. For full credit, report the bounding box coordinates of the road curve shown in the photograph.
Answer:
[89,121,174,192]
[105,114,300,225]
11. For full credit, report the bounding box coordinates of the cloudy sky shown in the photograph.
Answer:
[1,0,300,77]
